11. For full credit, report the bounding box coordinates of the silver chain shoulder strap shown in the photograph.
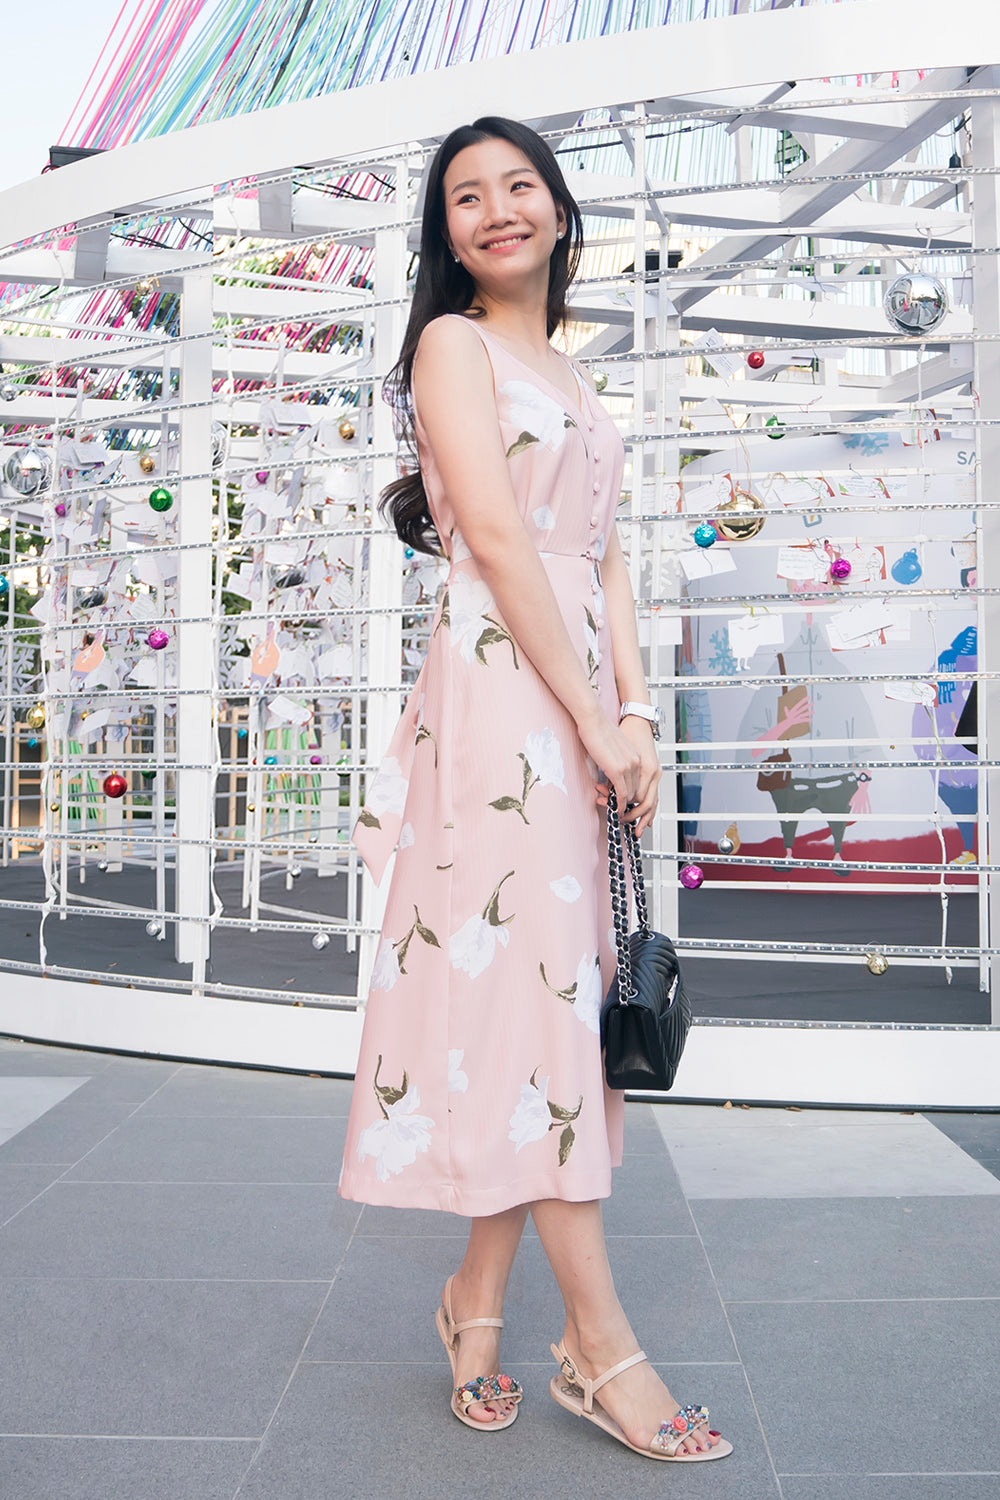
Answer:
[605,787,650,1005]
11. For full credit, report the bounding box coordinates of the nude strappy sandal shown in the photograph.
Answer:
[549,1340,733,1461]
[434,1275,523,1431]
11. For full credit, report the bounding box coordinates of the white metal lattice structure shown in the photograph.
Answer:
[0,0,998,1105]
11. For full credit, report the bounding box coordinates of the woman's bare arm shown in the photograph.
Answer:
[599,524,662,833]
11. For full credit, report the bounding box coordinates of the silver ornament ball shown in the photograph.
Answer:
[290,865,302,879]
[883,274,948,335]
[0,381,17,402]
[146,920,162,937]
[717,835,735,855]
[311,932,330,951]
[4,444,52,497]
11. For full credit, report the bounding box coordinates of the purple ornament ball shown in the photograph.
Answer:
[255,469,269,485]
[147,629,169,650]
[54,502,68,518]
[679,863,705,890]
[309,754,323,765]
[830,558,852,581]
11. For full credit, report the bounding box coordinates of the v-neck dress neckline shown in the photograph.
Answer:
[456,317,588,423]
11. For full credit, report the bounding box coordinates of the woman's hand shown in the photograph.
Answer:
[577,710,661,837]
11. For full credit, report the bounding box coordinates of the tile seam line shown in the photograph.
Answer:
[229,1200,364,1500]
[724,1295,1000,1304]
[0,1069,187,1230]
[0,1433,260,1443]
[654,1103,787,1500]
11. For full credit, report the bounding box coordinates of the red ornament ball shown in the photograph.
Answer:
[103,773,127,799]
[747,351,765,370]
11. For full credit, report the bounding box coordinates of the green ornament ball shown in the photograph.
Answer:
[148,486,174,513]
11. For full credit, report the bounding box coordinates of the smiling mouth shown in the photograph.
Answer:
[482,235,529,251]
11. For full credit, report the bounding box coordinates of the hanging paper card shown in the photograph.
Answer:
[679,548,737,581]
[728,613,785,663]
[776,546,827,581]
[690,329,743,381]
[316,645,353,680]
[885,680,936,706]
[126,656,160,687]
[656,614,684,646]
[267,694,311,726]
[827,600,895,651]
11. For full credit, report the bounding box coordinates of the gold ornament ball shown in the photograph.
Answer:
[138,452,156,474]
[865,951,889,977]
[714,487,766,542]
[136,276,155,295]
[26,703,46,730]
[593,370,609,393]
[246,803,256,813]
[338,418,357,442]
[49,801,61,813]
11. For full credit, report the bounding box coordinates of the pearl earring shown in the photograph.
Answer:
[556,230,564,239]
[453,253,461,263]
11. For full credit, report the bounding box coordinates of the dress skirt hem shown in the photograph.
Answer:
[337,1153,622,1218]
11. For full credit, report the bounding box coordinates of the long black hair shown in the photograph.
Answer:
[379,116,584,555]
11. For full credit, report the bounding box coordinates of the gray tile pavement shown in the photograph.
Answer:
[1,1033,998,1499]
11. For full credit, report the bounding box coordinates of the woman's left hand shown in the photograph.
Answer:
[596,716,661,836]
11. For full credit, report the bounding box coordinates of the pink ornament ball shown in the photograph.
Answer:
[310,754,323,765]
[830,558,852,581]
[679,863,705,890]
[255,469,269,484]
[54,502,68,518]
[147,629,169,650]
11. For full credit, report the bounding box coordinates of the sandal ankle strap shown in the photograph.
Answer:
[451,1314,504,1335]
[551,1341,648,1415]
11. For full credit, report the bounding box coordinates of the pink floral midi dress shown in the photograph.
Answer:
[338,316,625,1216]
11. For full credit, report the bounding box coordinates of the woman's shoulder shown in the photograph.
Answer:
[416,313,489,362]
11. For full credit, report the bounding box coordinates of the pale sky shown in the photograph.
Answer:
[2,0,128,191]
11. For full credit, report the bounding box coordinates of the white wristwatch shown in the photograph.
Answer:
[619,701,663,739]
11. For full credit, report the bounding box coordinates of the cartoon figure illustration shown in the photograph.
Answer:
[743,630,874,872]
[913,626,978,865]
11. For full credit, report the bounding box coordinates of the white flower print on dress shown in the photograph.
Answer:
[438,571,519,669]
[450,912,511,979]
[571,953,603,1034]
[371,937,401,992]
[447,1049,469,1093]
[490,729,567,823]
[508,1067,584,1164]
[448,573,497,664]
[501,381,574,452]
[549,875,582,903]
[582,606,600,682]
[540,952,602,1033]
[532,504,556,532]
[398,822,415,850]
[449,871,515,979]
[358,1057,435,1182]
[358,756,408,830]
[508,1071,552,1153]
[522,729,567,793]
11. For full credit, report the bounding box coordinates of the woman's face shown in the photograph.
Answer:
[442,136,566,293]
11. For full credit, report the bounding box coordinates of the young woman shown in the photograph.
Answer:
[339,116,731,1465]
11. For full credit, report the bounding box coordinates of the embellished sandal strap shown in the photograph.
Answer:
[651,1404,711,1457]
[454,1373,523,1409]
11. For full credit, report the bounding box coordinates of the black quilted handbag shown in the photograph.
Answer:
[599,787,692,1091]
